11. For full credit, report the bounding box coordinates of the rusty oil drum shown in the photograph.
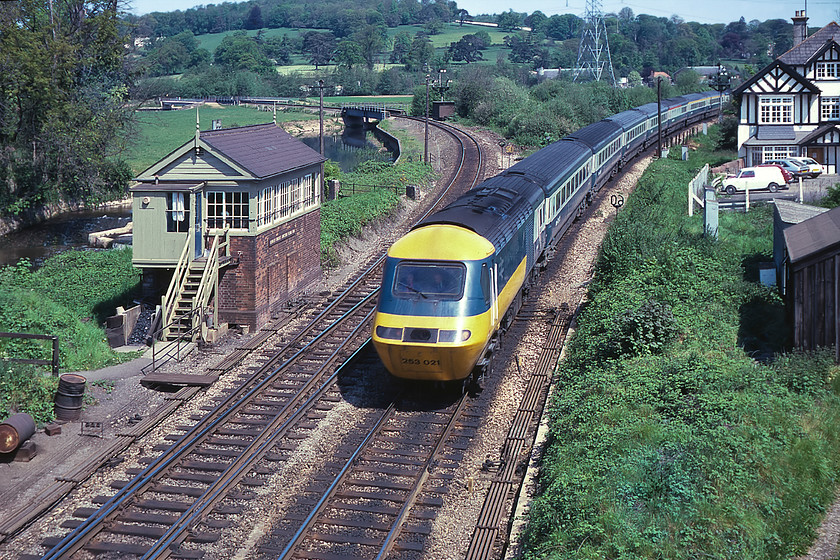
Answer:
[0,412,36,453]
[54,373,87,421]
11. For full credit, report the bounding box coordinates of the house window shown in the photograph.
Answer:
[166,192,190,233]
[816,62,839,79]
[256,174,319,228]
[207,191,249,230]
[821,97,840,121]
[753,145,798,165]
[759,96,793,124]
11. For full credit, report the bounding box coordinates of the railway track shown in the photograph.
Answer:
[11,119,485,559]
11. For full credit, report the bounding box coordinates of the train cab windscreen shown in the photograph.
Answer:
[393,263,465,300]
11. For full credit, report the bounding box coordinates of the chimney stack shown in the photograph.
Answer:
[792,10,808,47]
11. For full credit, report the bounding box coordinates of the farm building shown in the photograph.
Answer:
[782,204,840,361]
[131,121,326,338]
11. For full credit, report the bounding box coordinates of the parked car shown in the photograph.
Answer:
[758,163,793,184]
[720,166,789,194]
[789,156,823,179]
[764,158,810,179]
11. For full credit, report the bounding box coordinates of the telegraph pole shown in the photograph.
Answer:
[312,79,327,156]
[424,73,430,164]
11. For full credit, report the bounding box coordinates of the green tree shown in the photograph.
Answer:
[353,24,386,70]
[303,31,337,69]
[448,34,486,63]
[390,30,412,64]
[406,34,434,71]
[0,0,133,215]
[497,10,522,32]
[335,39,365,69]
[214,32,275,74]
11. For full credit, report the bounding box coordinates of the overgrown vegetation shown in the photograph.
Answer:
[0,249,141,370]
[521,129,840,558]
[320,156,436,265]
[0,0,133,218]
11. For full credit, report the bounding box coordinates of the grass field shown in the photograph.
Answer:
[127,105,317,174]
[189,22,515,76]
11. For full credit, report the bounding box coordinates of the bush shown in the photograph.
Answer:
[521,128,840,559]
[0,362,59,424]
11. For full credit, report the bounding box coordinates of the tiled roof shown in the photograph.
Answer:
[784,205,840,264]
[200,123,326,179]
[779,21,840,65]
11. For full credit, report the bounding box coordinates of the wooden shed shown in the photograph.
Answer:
[131,122,326,338]
[772,199,828,294]
[783,205,840,361]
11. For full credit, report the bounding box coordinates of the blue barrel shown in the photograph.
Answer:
[54,373,86,421]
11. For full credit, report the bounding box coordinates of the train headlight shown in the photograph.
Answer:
[438,329,471,343]
[375,326,403,340]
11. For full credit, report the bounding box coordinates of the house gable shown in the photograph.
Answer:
[734,60,819,95]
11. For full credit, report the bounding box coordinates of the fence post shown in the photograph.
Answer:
[51,336,59,377]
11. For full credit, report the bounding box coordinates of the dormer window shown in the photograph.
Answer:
[759,96,793,124]
[816,62,839,79]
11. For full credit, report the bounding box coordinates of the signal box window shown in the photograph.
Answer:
[166,192,190,233]
[207,191,249,230]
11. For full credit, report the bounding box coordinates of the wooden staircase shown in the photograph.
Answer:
[160,230,230,343]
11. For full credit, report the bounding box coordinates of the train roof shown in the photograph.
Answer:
[416,178,541,251]
[683,92,707,102]
[562,119,622,151]
[636,102,659,117]
[605,109,646,130]
[502,139,591,195]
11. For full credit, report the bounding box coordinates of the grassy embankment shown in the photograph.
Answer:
[0,249,141,422]
[521,130,840,558]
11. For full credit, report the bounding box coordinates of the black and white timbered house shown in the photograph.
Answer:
[734,12,840,173]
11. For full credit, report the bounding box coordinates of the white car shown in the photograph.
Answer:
[789,157,823,179]
[720,166,788,195]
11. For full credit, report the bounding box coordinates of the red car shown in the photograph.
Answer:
[757,163,793,184]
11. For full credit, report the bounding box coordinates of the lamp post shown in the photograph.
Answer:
[424,73,431,164]
[316,79,325,156]
[708,63,731,123]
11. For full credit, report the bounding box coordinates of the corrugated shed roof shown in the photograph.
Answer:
[784,205,840,263]
[200,123,326,179]
[779,22,840,65]
[774,199,829,225]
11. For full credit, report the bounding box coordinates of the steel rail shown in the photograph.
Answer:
[274,392,470,560]
[40,291,380,559]
[275,400,399,559]
[374,392,471,560]
[141,333,378,560]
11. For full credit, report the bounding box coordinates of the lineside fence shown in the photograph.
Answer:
[0,332,60,376]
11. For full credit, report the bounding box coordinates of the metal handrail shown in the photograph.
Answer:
[161,235,192,340]
[142,306,205,375]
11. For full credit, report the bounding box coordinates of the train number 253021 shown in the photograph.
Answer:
[401,358,441,366]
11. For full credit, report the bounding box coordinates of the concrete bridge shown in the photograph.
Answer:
[341,104,390,128]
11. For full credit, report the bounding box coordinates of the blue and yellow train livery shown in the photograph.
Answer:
[373,89,726,383]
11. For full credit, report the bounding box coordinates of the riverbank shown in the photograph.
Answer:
[0,199,131,238]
